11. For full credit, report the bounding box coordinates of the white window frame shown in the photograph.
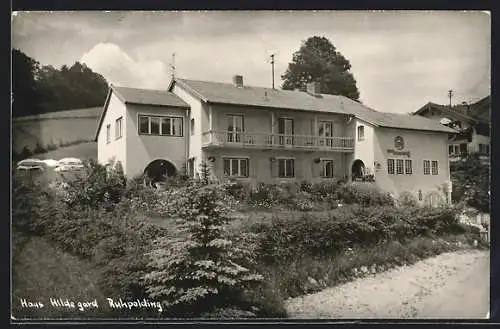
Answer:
[115,117,123,140]
[396,159,404,175]
[357,125,365,141]
[387,159,395,174]
[138,114,183,137]
[277,157,295,178]
[318,121,333,147]
[222,157,249,178]
[431,160,439,175]
[190,118,195,136]
[423,160,430,175]
[106,124,111,144]
[320,159,335,178]
[405,159,412,175]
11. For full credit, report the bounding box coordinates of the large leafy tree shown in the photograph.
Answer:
[12,49,41,117]
[11,49,109,117]
[281,36,360,101]
[450,153,490,213]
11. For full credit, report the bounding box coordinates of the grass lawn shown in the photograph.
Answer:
[12,234,107,319]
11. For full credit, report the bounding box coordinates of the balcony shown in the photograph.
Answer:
[201,130,354,152]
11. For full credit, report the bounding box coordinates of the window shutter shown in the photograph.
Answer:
[270,158,278,177]
[293,159,300,178]
[311,159,320,177]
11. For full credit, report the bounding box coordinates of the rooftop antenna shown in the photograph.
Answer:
[170,53,176,79]
[270,53,276,90]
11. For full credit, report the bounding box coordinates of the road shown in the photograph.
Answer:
[285,249,489,319]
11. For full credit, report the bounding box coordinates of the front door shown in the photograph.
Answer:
[278,118,294,145]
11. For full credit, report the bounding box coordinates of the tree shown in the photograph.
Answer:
[281,36,360,101]
[450,153,490,213]
[12,49,41,117]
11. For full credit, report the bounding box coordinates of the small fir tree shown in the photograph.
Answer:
[143,182,263,317]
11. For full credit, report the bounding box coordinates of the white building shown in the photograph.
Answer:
[95,76,457,206]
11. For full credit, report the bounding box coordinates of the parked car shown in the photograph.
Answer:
[55,157,85,172]
[16,158,46,172]
[41,159,60,168]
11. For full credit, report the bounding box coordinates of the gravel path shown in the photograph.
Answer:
[285,249,489,319]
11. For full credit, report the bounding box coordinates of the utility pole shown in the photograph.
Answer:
[270,53,275,90]
[448,89,453,108]
[170,53,176,79]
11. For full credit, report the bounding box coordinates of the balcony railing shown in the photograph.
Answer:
[201,130,354,152]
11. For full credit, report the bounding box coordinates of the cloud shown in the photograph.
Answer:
[80,43,170,89]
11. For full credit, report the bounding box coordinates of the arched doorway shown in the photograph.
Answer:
[351,159,365,181]
[144,159,177,184]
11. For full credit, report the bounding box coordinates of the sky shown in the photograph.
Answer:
[12,10,490,113]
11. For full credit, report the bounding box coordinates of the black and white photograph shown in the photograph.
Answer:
[11,10,491,320]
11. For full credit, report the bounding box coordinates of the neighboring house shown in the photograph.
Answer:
[412,96,490,162]
[12,107,101,154]
[95,75,457,206]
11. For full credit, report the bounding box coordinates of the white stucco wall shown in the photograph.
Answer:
[171,83,207,176]
[373,127,451,202]
[352,119,375,176]
[97,92,127,172]
[125,104,188,178]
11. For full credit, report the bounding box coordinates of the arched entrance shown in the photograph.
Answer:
[144,159,177,184]
[351,159,365,181]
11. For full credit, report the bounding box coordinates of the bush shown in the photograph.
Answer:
[19,146,33,160]
[339,183,394,206]
[62,159,126,211]
[33,142,47,154]
[143,182,264,317]
[398,191,419,207]
[247,205,462,264]
[223,179,251,202]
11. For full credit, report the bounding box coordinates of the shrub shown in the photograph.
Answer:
[33,142,47,154]
[223,179,251,202]
[46,140,58,151]
[62,159,126,211]
[339,183,394,206]
[19,146,33,160]
[247,205,462,264]
[143,182,264,317]
[398,191,419,207]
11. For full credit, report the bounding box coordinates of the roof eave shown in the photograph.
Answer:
[94,87,113,142]
[172,79,209,103]
[124,101,189,109]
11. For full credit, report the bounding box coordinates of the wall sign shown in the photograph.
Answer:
[394,136,405,150]
[387,149,411,157]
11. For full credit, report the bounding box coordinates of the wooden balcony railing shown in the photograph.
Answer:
[201,130,354,152]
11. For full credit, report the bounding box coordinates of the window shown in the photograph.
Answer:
[278,118,294,145]
[431,161,438,175]
[190,118,195,136]
[479,143,489,155]
[138,115,183,136]
[320,160,334,178]
[357,125,365,141]
[227,114,244,142]
[448,145,454,155]
[115,117,123,139]
[278,158,294,178]
[318,121,333,146]
[223,158,249,178]
[387,159,395,174]
[405,160,412,174]
[396,159,404,175]
[423,160,430,175]
[106,124,111,144]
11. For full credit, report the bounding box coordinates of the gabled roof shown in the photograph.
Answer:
[170,78,456,134]
[414,96,490,125]
[112,85,189,108]
[94,85,189,141]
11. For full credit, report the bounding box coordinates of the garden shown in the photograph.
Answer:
[12,160,486,319]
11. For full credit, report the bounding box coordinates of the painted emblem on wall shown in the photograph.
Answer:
[394,136,405,150]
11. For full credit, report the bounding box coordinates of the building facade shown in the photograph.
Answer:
[95,76,456,205]
[412,97,490,162]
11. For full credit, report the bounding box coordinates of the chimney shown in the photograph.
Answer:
[306,81,321,95]
[233,75,244,88]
